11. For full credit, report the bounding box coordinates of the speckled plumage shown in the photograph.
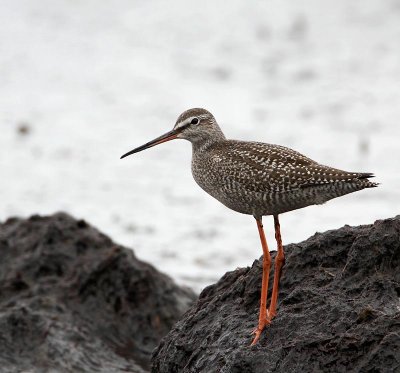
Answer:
[173,108,377,219]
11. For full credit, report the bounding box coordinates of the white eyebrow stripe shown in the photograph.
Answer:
[175,116,198,129]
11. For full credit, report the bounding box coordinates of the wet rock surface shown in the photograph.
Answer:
[153,216,400,373]
[0,213,196,373]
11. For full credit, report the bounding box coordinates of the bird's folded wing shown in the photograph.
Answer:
[211,141,369,193]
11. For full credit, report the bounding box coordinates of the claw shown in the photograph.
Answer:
[250,316,271,346]
[251,329,262,346]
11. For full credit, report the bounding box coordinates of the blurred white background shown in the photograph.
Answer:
[1,0,399,291]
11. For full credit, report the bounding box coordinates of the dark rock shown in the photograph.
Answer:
[0,213,196,372]
[152,216,400,373]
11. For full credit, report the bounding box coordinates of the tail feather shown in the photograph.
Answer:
[358,172,375,180]
[362,180,379,188]
[356,173,379,188]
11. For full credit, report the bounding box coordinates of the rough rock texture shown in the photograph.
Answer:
[153,216,400,373]
[0,213,196,373]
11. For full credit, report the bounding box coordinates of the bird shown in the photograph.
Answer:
[120,108,378,345]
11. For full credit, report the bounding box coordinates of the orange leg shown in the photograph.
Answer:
[251,218,272,346]
[267,215,285,320]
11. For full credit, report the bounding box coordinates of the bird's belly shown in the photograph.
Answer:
[193,176,256,215]
[191,165,248,214]
[191,165,272,216]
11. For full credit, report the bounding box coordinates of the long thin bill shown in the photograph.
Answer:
[120,129,178,159]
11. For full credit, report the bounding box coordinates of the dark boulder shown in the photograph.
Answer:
[0,213,196,373]
[152,216,400,373]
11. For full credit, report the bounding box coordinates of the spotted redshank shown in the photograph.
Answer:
[120,108,378,345]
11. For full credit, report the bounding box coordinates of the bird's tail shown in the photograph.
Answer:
[356,172,379,188]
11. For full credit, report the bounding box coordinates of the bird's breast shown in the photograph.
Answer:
[191,153,221,195]
[190,152,258,216]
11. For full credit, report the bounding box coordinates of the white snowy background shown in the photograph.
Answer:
[1,0,399,291]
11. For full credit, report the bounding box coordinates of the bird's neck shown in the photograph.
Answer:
[191,130,226,154]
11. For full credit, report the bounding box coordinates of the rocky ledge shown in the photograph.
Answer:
[153,216,400,373]
[1,214,399,373]
[0,213,196,373]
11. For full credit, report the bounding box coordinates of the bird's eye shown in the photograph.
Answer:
[191,117,199,125]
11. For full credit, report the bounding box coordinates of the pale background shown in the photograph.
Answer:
[1,0,399,291]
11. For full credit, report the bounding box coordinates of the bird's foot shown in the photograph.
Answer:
[250,316,271,346]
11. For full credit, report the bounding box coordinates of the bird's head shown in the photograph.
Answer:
[120,108,225,159]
